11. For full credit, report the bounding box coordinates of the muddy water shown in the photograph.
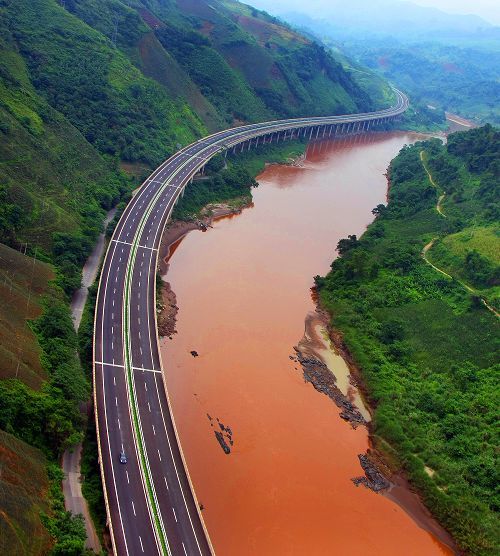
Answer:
[160,132,453,555]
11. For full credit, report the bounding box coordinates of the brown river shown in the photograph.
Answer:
[160,132,454,555]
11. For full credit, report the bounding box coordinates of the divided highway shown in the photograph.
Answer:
[93,90,409,555]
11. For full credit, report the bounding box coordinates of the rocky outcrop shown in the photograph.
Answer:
[352,454,391,492]
[293,350,366,428]
[207,414,234,455]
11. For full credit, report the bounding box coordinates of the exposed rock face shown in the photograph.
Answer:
[294,350,366,428]
[352,454,391,492]
[157,281,178,339]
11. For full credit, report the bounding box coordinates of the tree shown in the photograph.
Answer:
[336,234,359,255]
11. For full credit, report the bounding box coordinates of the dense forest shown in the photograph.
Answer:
[316,125,499,555]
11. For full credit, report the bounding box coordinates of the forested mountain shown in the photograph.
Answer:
[0,0,379,270]
[346,40,500,126]
[0,0,389,552]
[254,3,500,125]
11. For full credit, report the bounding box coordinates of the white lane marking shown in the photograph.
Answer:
[182,542,187,556]
[144,382,148,391]
[139,331,141,340]
[95,362,162,373]
[139,536,144,553]
[172,507,178,522]
[132,501,136,516]
[112,313,114,320]
[138,318,141,325]
[115,397,118,406]
[111,341,114,351]
[111,239,157,251]
[153,375,204,555]
[164,476,169,490]
[148,402,151,412]
[112,299,115,307]
[152,424,156,436]
[113,376,116,386]
[157,449,161,461]
[118,419,121,430]
[126,470,130,484]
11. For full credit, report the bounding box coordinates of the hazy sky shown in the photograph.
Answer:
[252,0,500,25]
[410,0,500,24]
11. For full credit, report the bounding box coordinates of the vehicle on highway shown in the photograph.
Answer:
[119,451,127,464]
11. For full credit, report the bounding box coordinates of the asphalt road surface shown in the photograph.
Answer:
[93,90,409,556]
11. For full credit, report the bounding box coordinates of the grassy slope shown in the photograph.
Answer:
[0,244,54,389]
[127,0,376,124]
[0,429,52,555]
[317,127,499,554]
[0,247,55,554]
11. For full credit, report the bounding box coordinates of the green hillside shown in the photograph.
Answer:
[0,0,393,552]
[0,0,386,285]
[0,429,52,555]
[316,125,499,555]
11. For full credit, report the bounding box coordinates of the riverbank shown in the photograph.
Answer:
[158,200,251,338]
[316,127,499,554]
[294,300,459,552]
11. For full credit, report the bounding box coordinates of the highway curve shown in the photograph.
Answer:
[93,90,409,556]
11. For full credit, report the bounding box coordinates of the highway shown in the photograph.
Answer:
[93,89,409,556]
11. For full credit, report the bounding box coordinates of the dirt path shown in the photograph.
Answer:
[71,208,116,329]
[420,150,446,218]
[419,153,498,317]
[62,444,101,552]
[62,209,117,553]
[422,239,499,318]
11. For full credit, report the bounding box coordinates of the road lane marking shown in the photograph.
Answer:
[95,362,162,373]
[132,501,136,516]
[172,507,177,522]
[182,542,187,556]
[153,374,205,555]
[152,424,156,436]
[115,397,118,406]
[139,536,144,553]
[126,470,130,484]
[164,476,169,490]
[118,419,121,430]
[157,449,161,461]
[112,239,157,251]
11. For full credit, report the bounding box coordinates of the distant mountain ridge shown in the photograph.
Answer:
[249,0,495,41]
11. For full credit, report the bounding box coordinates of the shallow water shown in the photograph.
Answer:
[160,132,453,555]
